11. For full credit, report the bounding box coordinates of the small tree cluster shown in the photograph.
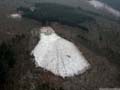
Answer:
[0,42,15,82]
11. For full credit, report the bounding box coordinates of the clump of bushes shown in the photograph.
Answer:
[35,83,64,90]
[0,42,15,82]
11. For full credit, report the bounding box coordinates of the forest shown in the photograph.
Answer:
[17,3,97,31]
[0,1,120,90]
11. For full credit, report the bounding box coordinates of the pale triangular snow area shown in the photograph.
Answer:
[31,27,90,78]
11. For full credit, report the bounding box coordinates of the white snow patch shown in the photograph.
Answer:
[88,0,120,17]
[30,6,36,12]
[31,27,90,78]
[9,13,22,19]
[88,0,104,8]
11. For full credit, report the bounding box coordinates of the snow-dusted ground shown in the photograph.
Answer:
[88,0,120,17]
[31,27,90,78]
[9,13,22,19]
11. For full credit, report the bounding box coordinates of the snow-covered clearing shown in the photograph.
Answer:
[31,27,90,78]
[9,13,22,19]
